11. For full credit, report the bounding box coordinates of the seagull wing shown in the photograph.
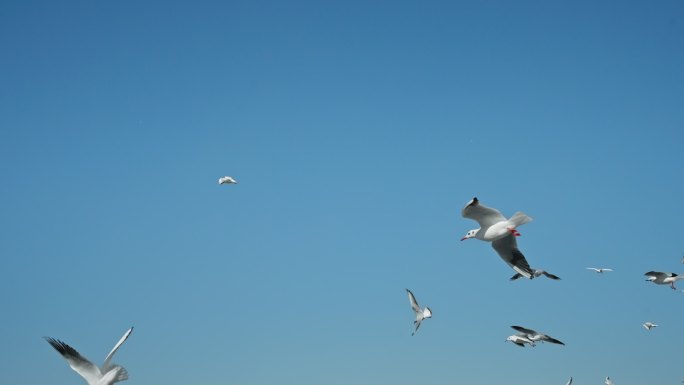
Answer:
[45,337,102,385]
[566,377,573,385]
[541,335,565,345]
[461,197,506,228]
[492,235,533,278]
[406,289,421,314]
[102,327,133,372]
[542,271,561,280]
[645,271,668,278]
[509,273,523,281]
[511,325,537,335]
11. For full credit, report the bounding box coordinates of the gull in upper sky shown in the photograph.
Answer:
[511,325,565,345]
[644,271,684,290]
[605,376,614,385]
[505,334,536,347]
[218,176,238,185]
[45,327,133,385]
[586,267,613,273]
[510,268,561,281]
[461,197,534,279]
[642,322,658,330]
[406,289,432,336]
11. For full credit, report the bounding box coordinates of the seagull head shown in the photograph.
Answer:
[460,229,479,241]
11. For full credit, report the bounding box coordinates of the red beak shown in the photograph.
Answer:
[460,237,468,241]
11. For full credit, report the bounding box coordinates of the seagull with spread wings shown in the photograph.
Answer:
[406,289,432,336]
[45,327,133,385]
[511,325,565,346]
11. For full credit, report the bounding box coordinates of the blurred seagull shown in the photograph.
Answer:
[605,376,614,385]
[218,176,238,185]
[586,267,613,273]
[644,271,684,290]
[406,289,432,336]
[45,327,133,385]
[642,322,658,330]
[510,268,561,281]
[461,197,534,279]
[511,325,565,345]
[566,377,572,385]
[506,334,536,347]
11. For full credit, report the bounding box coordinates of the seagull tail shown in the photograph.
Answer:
[509,211,533,227]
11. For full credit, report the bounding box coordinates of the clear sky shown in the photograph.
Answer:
[1,1,683,384]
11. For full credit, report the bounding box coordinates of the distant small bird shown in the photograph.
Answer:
[511,325,565,345]
[566,377,572,385]
[406,289,432,336]
[505,334,536,347]
[605,376,614,385]
[586,267,613,273]
[644,271,684,290]
[218,176,238,185]
[642,322,658,330]
[510,268,561,281]
[45,327,133,385]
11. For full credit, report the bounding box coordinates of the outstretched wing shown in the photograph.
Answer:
[45,337,102,384]
[645,271,669,278]
[103,327,134,371]
[461,197,506,228]
[492,235,533,278]
[511,325,537,335]
[406,289,421,313]
[542,271,561,280]
[542,335,565,345]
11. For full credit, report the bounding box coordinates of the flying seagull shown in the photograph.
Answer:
[218,176,238,185]
[45,327,133,385]
[510,268,561,281]
[406,289,432,336]
[506,334,536,347]
[461,197,534,279]
[566,377,573,385]
[511,325,565,345]
[605,376,614,385]
[644,271,684,290]
[642,322,658,330]
[586,267,613,273]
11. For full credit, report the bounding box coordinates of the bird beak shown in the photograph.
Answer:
[460,237,467,241]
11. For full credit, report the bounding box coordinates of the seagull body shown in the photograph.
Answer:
[45,327,133,385]
[511,325,565,345]
[506,334,536,347]
[461,197,534,279]
[218,176,238,185]
[605,376,614,385]
[644,271,684,290]
[510,268,561,281]
[586,267,613,273]
[406,289,432,336]
[642,322,658,330]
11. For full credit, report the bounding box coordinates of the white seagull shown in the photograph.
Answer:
[605,376,614,385]
[406,289,432,336]
[511,325,565,345]
[586,267,613,273]
[45,327,133,385]
[506,334,536,347]
[510,268,561,281]
[644,271,684,290]
[218,176,238,185]
[461,197,534,279]
[566,377,572,385]
[642,322,658,330]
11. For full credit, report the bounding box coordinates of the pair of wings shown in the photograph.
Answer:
[645,271,676,279]
[462,198,534,278]
[46,327,133,385]
[511,325,565,345]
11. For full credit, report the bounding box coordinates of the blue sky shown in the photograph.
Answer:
[1,1,683,384]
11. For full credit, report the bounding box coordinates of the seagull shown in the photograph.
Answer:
[642,322,658,330]
[586,267,613,273]
[644,271,684,290]
[511,325,565,345]
[218,176,238,185]
[510,268,561,281]
[566,377,572,385]
[406,289,432,336]
[605,376,614,385]
[506,334,536,347]
[461,197,534,278]
[45,327,133,385]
